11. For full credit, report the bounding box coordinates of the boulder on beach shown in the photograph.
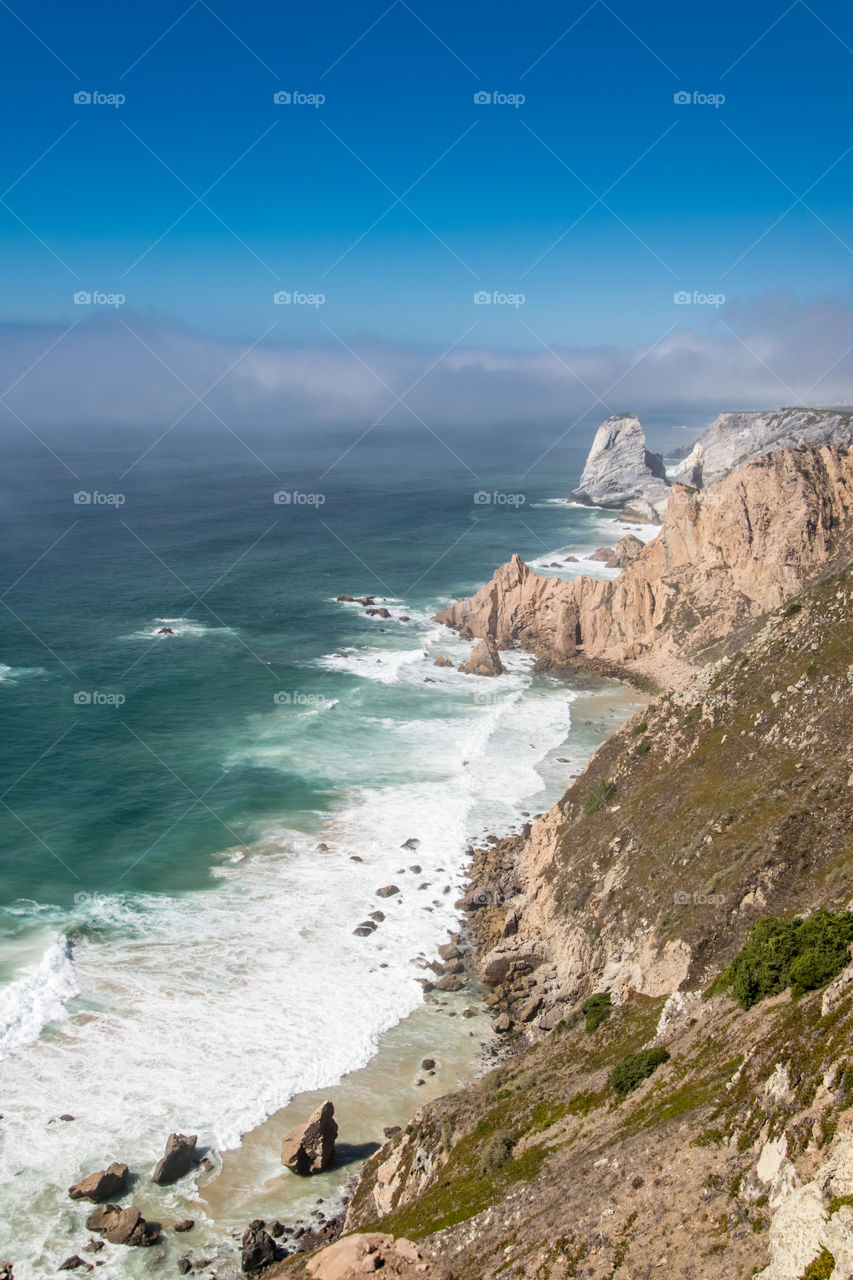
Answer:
[281,1100,338,1175]
[69,1161,129,1203]
[376,884,400,898]
[174,1219,194,1233]
[242,1219,278,1273]
[151,1133,197,1185]
[588,546,615,562]
[305,1232,453,1280]
[433,656,454,668]
[458,637,507,678]
[85,1205,160,1247]
[58,1259,90,1273]
[400,837,420,850]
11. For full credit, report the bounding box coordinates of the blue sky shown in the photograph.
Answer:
[1,0,851,350]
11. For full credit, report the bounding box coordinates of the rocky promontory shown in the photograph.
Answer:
[438,443,853,684]
[673,406,853,490]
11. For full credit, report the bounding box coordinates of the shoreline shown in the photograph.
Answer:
[212,675,648,1272]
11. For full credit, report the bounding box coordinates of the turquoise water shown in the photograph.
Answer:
[0,427,648,1274]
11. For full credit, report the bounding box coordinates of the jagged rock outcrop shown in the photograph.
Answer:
[305,1233,453,1279]
[281,1101,338,1175]
[84,1205,160,1247]
[571,413,670,519]
[673,407,853,490]
[151,1133,197,1185]
[242,1220,278,1273]
[458,637,506,677]
[68,1162,129,1203]
[437,445,853,682]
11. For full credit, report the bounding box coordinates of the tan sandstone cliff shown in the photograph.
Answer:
[436,444,853,684]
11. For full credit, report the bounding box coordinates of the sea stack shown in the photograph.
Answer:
[571,412,669,520]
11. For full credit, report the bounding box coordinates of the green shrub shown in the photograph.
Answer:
[610,1047,670,1099]
[801,1247,835,1278]
[635,739,651,756]
[584,779,617,816]
[631,721,648,736]
[581,992,612,1033]
[477,1130,515,1177]
[783,601,803,617]
[714,910,853,1010]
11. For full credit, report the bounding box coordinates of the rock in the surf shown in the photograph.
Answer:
[84,1205,160,1247]
[376,884,400,898]
[68,1161,129,1203]
[458,637,506,677]
[151,1133,197,1185]
[241,1220,278,1272]
[281,1100,338,1175]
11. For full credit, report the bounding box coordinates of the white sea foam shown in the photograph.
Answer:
[0,933,78,1056]
[0,663,47,683]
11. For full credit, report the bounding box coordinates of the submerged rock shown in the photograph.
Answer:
[151,1133,197,1185]
[281,1101,338,1175]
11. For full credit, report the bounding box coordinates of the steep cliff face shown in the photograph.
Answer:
[673,408,853,490]
[437,444,853,683]
[336,558,853,1280]
[570,412,670,518]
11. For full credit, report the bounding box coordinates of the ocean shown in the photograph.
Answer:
[0,426,650,1274]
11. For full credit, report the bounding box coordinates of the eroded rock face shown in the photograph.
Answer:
[151,1133,197,1185]
[571,413,669,517]
[672,408,853,490]
[84,1205,160,1247]
[437,445,853,680]
[68,1162,129,1203]
[281,1101,338,1175]
[458,637,507,677]
[305,1232,453,1279]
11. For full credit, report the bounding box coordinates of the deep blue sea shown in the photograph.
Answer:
[0,426,649,1274]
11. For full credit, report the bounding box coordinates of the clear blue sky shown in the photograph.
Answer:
[1,0,851,349]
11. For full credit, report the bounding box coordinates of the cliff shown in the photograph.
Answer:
[437,444,853,686]
[331,556,853,1280]
[570,413,670,520]
[673,408,853,490]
